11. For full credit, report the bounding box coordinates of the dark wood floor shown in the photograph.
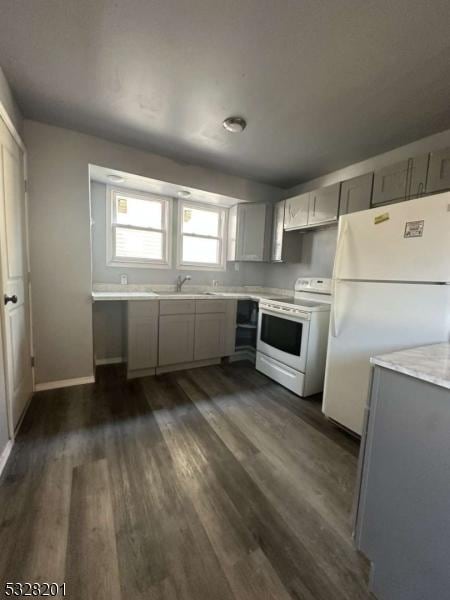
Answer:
[0,362,370,599]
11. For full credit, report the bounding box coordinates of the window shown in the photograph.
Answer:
[107,187,171,267]
[178,201,226,270]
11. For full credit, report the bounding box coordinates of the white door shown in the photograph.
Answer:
[334,192,450,282]
[0,117,33,434]
[322,280,450,435]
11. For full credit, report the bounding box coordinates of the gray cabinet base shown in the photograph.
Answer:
[156,358,220,375]
[127,367,156,379]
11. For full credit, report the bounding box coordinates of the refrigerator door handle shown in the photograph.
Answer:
[333,218,349,279]
[331,279,340,337]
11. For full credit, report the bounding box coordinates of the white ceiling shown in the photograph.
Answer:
[89,164,247,207]
[1,0,450,187]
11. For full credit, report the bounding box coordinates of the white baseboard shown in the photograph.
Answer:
[95,356,124,366]
[0,439,13,478]
[35,375,95,392]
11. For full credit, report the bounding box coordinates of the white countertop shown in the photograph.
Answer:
[371,343,450,389]
[91,285,290,303]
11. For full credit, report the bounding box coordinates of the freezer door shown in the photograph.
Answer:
[334,192,450,282]
[322,281,450,435]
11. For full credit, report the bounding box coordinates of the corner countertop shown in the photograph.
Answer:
[91,284,291,303]
[371,343,450,389]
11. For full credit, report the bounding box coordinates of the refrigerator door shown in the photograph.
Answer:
[323,280,450,435]
[334,192,450,282]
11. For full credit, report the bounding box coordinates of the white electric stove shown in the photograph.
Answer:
[256,277,332,397]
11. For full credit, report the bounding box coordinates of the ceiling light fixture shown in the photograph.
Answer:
[178,190,191,198]
[223,116,247,133]
[107,174,125,183]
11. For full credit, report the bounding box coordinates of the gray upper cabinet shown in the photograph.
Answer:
[271,200,285,261]
[127,301,159,376]
[408,153,429,198]
[228,202,271,262]
[271,199,302,262]
[284,193,309,230]
[227,204,238,261]
[339,173,373,216]
[308,182,340,226]
[372,154,429,205]
[427,147,450,193]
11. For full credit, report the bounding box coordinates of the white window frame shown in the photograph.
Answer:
[106,186,172,268]
[177,200,227,271]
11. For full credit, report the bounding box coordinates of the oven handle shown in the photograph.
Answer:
[260,306,311,321]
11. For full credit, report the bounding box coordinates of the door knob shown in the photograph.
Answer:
[4,294,18,305]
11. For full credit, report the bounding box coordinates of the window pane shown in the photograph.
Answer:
[182,205,219,236]
[116,195,163,229]
[182,235,219,264]
[115,227,163,260]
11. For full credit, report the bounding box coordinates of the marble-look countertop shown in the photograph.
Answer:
[371,343,450,389]
[91,284,291,303]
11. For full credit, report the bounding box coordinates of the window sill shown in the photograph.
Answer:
[177,263,226,272]
[107,259,171,270]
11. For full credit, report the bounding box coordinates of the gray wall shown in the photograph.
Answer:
[263,227,338,289]
[25,120,280,384]
[285,128,450,196]
[91,180,267,287]
[266,127,450,289]
[0,66,23,136]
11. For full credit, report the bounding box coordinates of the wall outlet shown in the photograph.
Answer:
[212,279,219,288]
[120,274,128,285]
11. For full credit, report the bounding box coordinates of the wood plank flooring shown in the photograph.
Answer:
[0,362,370,599]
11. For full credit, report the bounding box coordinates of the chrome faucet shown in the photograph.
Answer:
[176,274,191,292]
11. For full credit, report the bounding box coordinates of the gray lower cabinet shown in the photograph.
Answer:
[355,366,450,599]
[427,146,450,193]
[158,314,195,366]
[194,313,226,360]
[339,172,373,215]
[308,182,340,226]
[127,301,159,377]
[372,154,429,205]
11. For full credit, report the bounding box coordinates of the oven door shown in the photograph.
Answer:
[257,307,309,372]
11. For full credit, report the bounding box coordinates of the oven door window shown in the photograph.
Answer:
[260,313,303,356]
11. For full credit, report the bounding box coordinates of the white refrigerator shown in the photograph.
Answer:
[322,191,450,435]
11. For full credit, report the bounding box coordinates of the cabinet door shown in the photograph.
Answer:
[127,301,159,371]
[271,200,285,261]
[408,153,429,198]
[284,193,309,230]
[227,204,238,261]
[236,203,267,261]
[158,314,194,366]
[340,173,373,216]
[308,183,340,225]
[372,155,428,205]
[194,313,226,360]
[427,147,450,193]
[372,160,409,205]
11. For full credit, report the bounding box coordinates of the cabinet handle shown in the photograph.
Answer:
[313,196,317,216]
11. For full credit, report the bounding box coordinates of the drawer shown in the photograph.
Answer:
[195,299,228,314]
[159,299,196,315]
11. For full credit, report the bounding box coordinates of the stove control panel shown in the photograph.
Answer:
[295,277,332,294]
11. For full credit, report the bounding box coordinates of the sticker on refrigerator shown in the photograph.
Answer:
[404,220,424,238]
[374,212,389,225]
